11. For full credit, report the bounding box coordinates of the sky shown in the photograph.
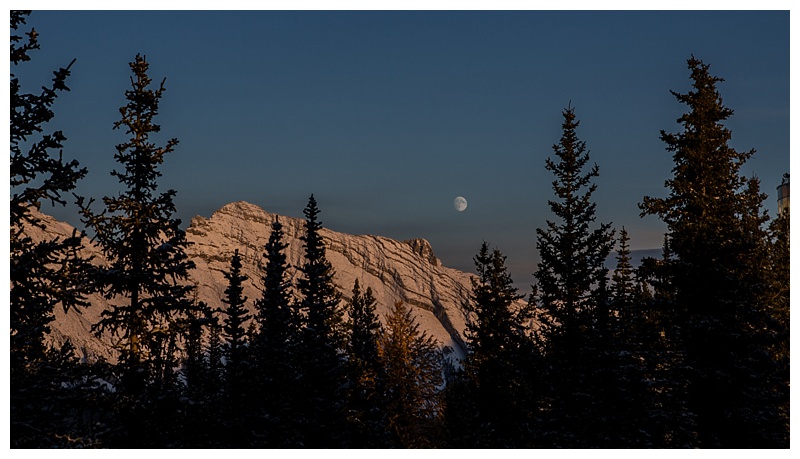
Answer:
[9,5,791,293]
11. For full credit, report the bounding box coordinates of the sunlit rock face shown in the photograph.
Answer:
[27,201,475,362]
[403,237,441,267]
[19,209,114,362]
[187,201,472,357]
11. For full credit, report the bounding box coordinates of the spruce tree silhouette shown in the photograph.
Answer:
[252,216,298,446]
[640,56,787,447]
[460,242,530,447]
[78,54,195,447]
[294,195,346,447]
[10,11,98,447]
[530,105,615,447]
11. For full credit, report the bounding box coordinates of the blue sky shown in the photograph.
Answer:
[12,8,790,293]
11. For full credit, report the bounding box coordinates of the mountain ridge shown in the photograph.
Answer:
[28,200,476,362]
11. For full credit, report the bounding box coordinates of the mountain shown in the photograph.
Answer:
[28,201,476,362]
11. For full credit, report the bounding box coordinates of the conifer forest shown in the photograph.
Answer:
[9,11,789,448]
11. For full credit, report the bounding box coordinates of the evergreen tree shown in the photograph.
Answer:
[294,194,346,446]
[10,11,98,447]
[248,216,298,446]
[78,54,195,391]
[604,227,662,447]
[378,301,444,448]
[345,279,387,446]
[255,216,297,351]
[640,56,787,447]
[533,104,615,345]
[459,242,530,446]
[250,216,297,446]
[610,228,639,352]
[10,10,84,232]
[77,54,194,446]
[767,196,789,432]
[347,280,381,380]
[767,194,789,366]
[10,9,90,368]
[298,195,345,344]
[530,104,615,446]
[219,249,251,446]
[180,299,223,447]
[183,299,210,400]
[635,235,698,447]
[198,314,226,447]
[206,311,225,395]
[611,227,635,317]
[221,249,251,383]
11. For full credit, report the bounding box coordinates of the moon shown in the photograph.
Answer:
[454,196,468,212]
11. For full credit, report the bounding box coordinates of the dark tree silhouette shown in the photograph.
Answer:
[767,196,789,429]
[345,279,388,447]
[10,9,90,369]
[219,249,252,445]
[604,227,661,447]
[611,227,635,315]
[533,105,615,342]
[458,242,530,447]
[251,215,298,446]
[255,216,297,352]
[640,56,787,447]
[180,299,224,447]
[9,11,99,447]
[293,194,346,446]
[77,54,194,447]
[221,249,251,382]
[530,104,616,447]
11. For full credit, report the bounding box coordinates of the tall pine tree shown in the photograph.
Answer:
[605,227,659,447]
[346,280,381,379]
[77,55,194,446]
[345,279,387,447]
[255,216,296,353]
[10,9,90,369]
[530,104,615,447]
[221,249,251,384]
[251,215,298,446]
[10,11,98,447]
[294,194,346,446]
[459,242,530,447]
[221,250,251,383]
[640,56,787,447]
[219,249,251,446]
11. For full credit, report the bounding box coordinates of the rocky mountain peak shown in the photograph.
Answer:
[404,238,440,266]
[30,201,476,361]
[187,201,472,355]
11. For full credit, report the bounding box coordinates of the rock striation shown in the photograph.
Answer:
[27,201,476,361]
[186,201,472,356]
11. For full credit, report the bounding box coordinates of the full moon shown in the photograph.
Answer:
[454,196,468,212]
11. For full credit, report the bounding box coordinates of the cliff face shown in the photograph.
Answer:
[186,201,472,356]
[30,201,476,361]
